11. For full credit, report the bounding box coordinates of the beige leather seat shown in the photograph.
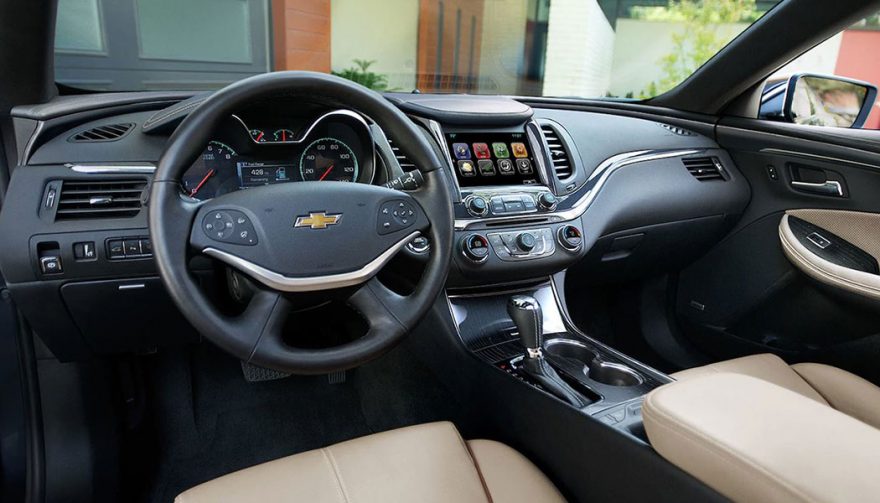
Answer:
[673,353,880,429]
[175,421,566,503]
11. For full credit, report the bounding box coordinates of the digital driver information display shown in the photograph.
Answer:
[237,162,293,188]
[445,131,540,187]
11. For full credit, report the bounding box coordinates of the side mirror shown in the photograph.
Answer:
[759,74,877,128]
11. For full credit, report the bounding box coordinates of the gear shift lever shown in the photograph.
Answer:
[508,296,543,358]
[508,295,588,408]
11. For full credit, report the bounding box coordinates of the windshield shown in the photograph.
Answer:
[54,0,779,98]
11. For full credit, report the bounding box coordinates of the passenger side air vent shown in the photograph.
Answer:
[540,123,573,180]
[55,179,147,220]
[683,156,726,181]
[386,137,416,172]
[69,123,134,143]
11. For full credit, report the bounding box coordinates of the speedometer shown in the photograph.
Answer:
[299,138,358,182]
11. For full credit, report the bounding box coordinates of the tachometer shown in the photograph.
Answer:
[299,138,359,182]
[182,141,238,200]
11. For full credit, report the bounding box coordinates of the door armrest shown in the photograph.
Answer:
[643,372,880,503]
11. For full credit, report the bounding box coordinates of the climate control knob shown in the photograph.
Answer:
[461,234,490,263]
[537,192,558,211]
[516,232,536,252]
[558,225,583,251]
[465,196,489,217]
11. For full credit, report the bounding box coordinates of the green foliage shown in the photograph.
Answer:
[633,0,760,99]
[331,59,390,91]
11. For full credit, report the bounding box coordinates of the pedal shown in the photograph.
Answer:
[327,370,346,384]
[240,361,290,383]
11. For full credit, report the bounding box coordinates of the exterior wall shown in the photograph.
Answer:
[331,0,419,91]
[834,30,880,129]
[543,0,614,98]
[475,0,528,94]
[272,0,332,72]
[608,18,747,98]
[418,0,486,92]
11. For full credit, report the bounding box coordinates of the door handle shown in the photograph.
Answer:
[790,180,844,197]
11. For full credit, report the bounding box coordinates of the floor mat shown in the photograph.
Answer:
[129,341,464,503]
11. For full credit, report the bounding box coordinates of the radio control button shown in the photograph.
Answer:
[537,192,558,211]
[465,196,489,217]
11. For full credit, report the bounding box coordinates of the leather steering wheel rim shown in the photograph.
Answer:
[149,71,453,374]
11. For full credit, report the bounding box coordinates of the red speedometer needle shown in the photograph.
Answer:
[190,169,215,196]
[318,164,334,181]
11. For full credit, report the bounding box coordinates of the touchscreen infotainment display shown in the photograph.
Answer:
[445,131,541,187]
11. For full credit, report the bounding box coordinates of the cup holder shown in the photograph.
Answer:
[544,339,643,387]
[587,361,642,387]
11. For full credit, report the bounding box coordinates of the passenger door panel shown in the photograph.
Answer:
[675,118,880,381]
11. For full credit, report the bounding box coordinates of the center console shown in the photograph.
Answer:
[447,278,671,441]
[426,120,589,286]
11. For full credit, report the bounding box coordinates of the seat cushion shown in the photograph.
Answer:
[673,353,880,429]
[644,372,880,503]
[175,421,565,503]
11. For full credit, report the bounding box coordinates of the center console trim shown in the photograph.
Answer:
[452,148,701,229]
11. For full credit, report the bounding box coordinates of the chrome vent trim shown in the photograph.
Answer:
[69,123,134,143]
[55,179,147,220]
[386,137,417,172]
[683,156,726,181]
[539,123,573,180]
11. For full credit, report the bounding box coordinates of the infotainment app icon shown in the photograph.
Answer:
[511,142,528,158]
[457,160,476,177]
[492,143,510,158]
[473,143,491,159]
[452,143,472,160]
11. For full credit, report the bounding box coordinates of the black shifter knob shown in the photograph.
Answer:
[508,295,543,356]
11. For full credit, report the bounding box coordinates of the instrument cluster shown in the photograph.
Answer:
[182,110,375,200]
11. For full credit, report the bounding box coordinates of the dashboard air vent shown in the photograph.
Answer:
[56,179,147,220]
[540,124,573,180]
[69,123,134,143]
[387,137,416,172]
[683,156,726,181]
[660,123,695,136]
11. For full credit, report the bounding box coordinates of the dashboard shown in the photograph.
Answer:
[182,109,376,200]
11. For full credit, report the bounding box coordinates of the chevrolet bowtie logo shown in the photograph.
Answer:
[294,212,341,229]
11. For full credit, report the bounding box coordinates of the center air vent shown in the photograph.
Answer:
[69,123,134,143]
[386,137,416,172]
[683,156,726,181]
[56,179,147,220]
[540,123,573,180]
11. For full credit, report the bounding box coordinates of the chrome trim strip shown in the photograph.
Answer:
[453,148,700,229]
[67,163,157,174]
[232,109,370,145]
[203,231,419,292]
[22,120,45,163]
[759,148,880,171]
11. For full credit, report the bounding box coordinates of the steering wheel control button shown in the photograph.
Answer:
[378,200,417,235]
[203,210,257,245]
[558,225,583,251]
[465,196,489,217]
[462,234,490,263]
[537,192,558,211]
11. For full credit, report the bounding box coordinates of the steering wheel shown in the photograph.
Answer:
[149,72,453,374]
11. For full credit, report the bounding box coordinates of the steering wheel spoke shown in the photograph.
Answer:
[347,276,409,335]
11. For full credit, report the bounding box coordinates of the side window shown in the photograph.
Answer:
[758,14,880,129]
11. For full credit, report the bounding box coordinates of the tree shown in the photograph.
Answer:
[332,59,390,91]
[634,0,759,98]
